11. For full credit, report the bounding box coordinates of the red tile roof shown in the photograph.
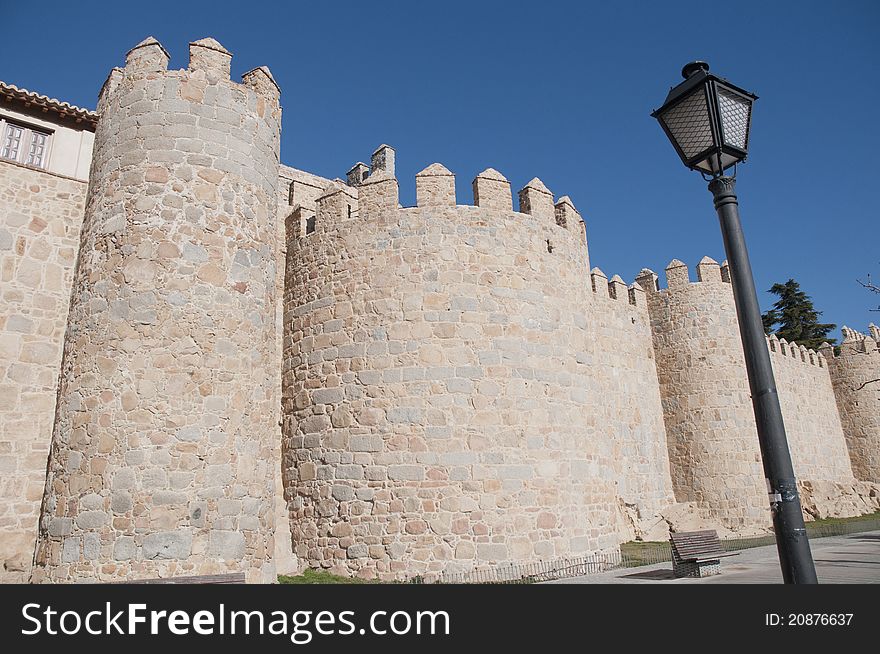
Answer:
[0,81,97,129]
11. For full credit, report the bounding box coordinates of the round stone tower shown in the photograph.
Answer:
[282,161,623,581]
[637,258,769,532]
[823,326,880,483]
[33,37,281,582]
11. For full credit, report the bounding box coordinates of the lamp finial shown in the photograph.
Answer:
[682,61,710,79]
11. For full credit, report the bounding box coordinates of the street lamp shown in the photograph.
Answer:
[652,62,818,584]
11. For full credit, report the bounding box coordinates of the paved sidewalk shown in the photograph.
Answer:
[548,531,880,584]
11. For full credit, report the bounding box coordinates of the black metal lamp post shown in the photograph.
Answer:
[652,61,818,584]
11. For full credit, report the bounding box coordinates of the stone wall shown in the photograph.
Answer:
[824,328,880,483]
[640,258,874,533]
[586,267,676,538]
[639,259,770,532]
[272,165,333,574]
[767,335,854,482]
[0,160,87,582]
[1,38,878,583]
[767,333,880,519]
[32,37,282,583]
[281,160,679,580]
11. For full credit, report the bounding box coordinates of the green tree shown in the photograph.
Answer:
[761,279,837,349]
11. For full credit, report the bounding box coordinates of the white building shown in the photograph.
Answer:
[0,81,96,181]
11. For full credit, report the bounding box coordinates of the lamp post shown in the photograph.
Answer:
[651,61,818,584]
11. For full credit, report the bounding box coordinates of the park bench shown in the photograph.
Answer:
[670,530,738,578]
[124,572,246,584]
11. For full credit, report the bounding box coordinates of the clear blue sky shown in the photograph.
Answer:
[2,1,877,340]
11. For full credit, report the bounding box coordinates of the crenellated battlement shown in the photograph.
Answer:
[767,334,825,368]
[639,256,732,293]
[415,163,455,206]
[586,268,646,310]
[285,150,598,256]
[291,146,588,250]
[518,177,554,220]
[93,35,282,204]
[124,36,170,72]
[109,35,280,104]
[638,257,831,369]
[316,182,357,223]
[98,35,281,138]
[822,325,880,358]
[189,37,232,79]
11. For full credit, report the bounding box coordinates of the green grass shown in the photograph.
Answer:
[804,510,880,533]
[278,569,375,584]
[619,540,672,567]
[722,535,776,552]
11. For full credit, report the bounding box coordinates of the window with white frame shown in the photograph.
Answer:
[0,116,51,169]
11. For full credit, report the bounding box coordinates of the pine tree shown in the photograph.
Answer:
[762,279,837,349]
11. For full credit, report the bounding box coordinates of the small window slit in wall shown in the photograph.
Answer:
[306,216,316,234]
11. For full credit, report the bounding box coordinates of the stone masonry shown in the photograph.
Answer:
[823,327,880,483]
[31,37,282,582]
[0,35,878,582]
[282,165,642,579]
[0,162,87,581]
[638,259,771,531]
[768,333,854,484]
[638,260,877,534]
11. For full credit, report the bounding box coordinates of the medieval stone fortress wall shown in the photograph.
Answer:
[282,157,676,577]
[823,326,880,485]
[0,36,878,583]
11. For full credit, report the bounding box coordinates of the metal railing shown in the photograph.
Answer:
[437,550,624,584]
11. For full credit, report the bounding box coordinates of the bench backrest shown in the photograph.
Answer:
[670,530,725,559]
[123,572,247,584]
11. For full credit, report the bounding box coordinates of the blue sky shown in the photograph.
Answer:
[1,1,877,340]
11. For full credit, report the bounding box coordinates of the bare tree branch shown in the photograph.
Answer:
[858,272,880,312]
[855,378,880,391]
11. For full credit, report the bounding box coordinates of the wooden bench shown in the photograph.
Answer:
[670,530,738,578]
[123,572,246,584]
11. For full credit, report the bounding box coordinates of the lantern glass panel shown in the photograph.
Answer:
[659,87,714,160]
[716,86,751,151]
